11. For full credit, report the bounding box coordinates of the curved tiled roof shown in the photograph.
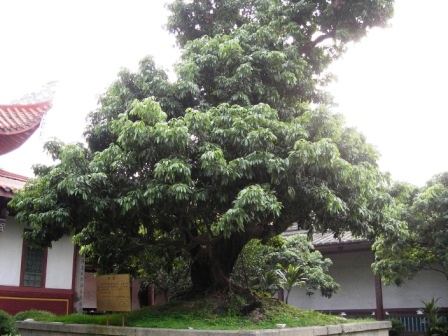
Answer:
[311,231,365,246]
[0,169,28,198]
[0,100,52,155]
[283,226,370,251]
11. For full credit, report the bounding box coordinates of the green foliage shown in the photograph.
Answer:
[388,318,405,336]
[11,0,396,294]
[0,310,15,336]
[268,234,340,297]
[168,0,394,43]
[167,0,393,121]
[421,298,448,336]
[373,173,448,285]
[138,250,192,302]
[232,234,340,300]
[14,310,56,322]
[275,263,307,304]
[231,238,279,293]
[168,0,393,115]
[224,292,250,317]
[85,57,184,152]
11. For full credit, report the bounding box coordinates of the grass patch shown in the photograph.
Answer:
[25,295,372,330]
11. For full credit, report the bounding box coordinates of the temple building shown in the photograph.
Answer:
[0,89,146,315]
[0,92,82,315]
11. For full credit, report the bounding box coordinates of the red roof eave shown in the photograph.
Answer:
[0,169,29,198]
[0,100,52,135]
[0,100,53,155]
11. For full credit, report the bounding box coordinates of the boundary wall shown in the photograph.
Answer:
[16,320,391,336]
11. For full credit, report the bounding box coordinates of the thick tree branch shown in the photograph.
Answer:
[301,31,336,55]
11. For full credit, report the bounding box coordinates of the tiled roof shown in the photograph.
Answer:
[0,169,28,198]
[312,231,365,246]
[0,100,52,155]
[284,227,368,247]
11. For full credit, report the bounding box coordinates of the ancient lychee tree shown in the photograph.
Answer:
[12,0,395,295]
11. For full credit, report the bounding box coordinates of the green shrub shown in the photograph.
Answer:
[15,309,56,322]
[427,320,448,336]
[422,297,448,336]
[388,318,405,336]
[0,309,16,336]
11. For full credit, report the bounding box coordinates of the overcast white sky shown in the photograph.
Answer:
[1,0,447,187]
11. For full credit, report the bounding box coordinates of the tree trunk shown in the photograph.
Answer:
[190,232,250,293]
[285,290,290,304]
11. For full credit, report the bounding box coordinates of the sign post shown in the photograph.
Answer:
[96,274,131,326]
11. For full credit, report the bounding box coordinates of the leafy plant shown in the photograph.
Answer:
[373,174,448,285]
[0,309,15,336]
[388,318,405,336]
[15,309,55,322]
[232,234,340,299]
[276,264,307,304]
[422,297,448,336]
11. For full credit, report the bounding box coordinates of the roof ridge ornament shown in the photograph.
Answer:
[10,81,58,105]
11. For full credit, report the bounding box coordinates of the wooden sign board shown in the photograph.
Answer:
[96,274,131,312]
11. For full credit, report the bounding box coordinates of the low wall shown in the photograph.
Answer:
[16,320,391,336]
[0,286,74,315]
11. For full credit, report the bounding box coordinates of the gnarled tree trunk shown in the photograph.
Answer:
[189,231,250,293]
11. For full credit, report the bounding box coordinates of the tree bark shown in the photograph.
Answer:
[189,231,250,293]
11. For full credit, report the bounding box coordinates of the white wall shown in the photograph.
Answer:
[289,251,377,310]
[0,218,76,289]
[46,235,75,289]
[0,217,23,286]
[382,269,448,309]
[288,249,448,311]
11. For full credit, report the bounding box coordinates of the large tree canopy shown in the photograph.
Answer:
[11,0,395,295]
[373,173,448,285]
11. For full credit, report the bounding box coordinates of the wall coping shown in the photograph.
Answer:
[16,320,391,336]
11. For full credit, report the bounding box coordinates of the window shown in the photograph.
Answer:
[21,240,47,288]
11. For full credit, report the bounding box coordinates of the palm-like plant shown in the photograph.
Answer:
[275,264,307,304]
[422,297,448,336]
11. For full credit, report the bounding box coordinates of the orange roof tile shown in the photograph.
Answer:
[0,100,52,155]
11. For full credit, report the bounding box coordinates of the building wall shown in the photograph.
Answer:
[0,217,23,286]
[289,250,376,310]
[382,269,448,309]
[0,217,75,289]
[0,216,76,315]
[46,236,75,289]
[288,249,448,312]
